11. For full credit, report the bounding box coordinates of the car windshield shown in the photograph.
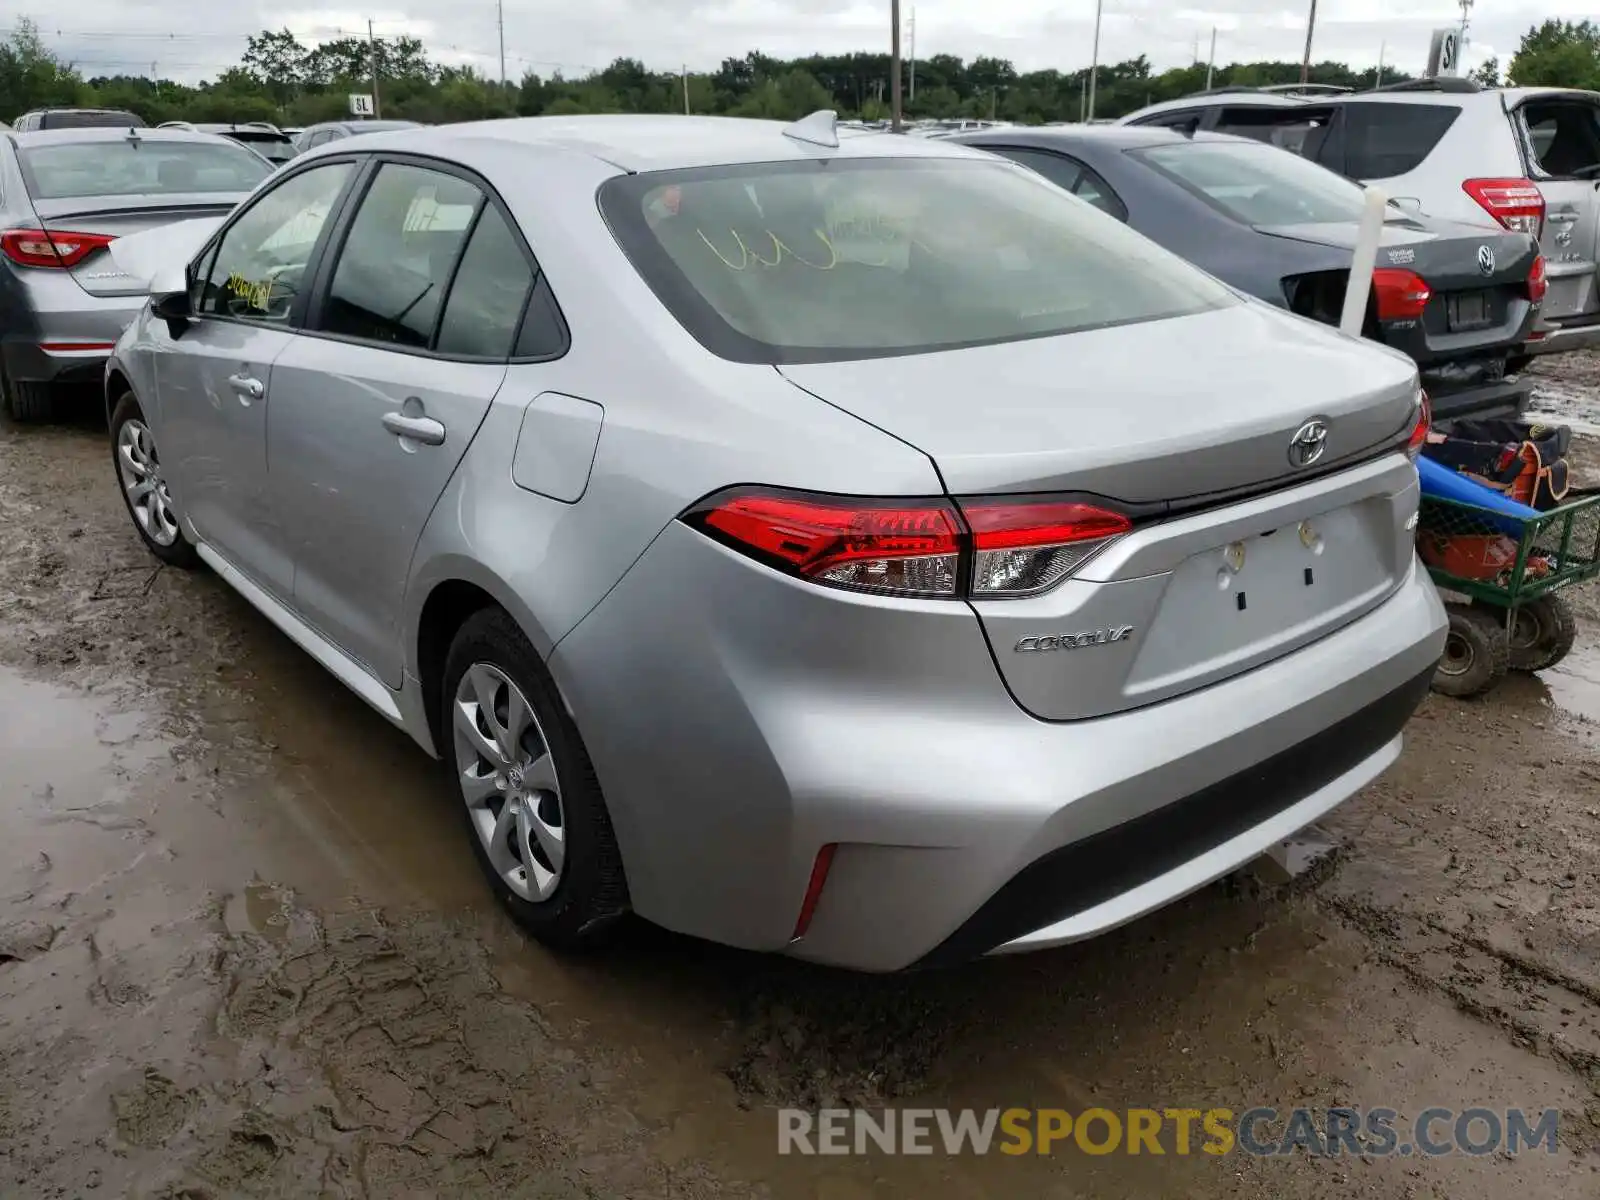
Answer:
[20,138,272,200]
[599,156,1235,364]
[1133,139,1380,226]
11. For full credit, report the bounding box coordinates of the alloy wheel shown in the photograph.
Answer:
[116,419,180,547]
[452,662,566,902]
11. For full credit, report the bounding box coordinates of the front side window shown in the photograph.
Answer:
[196,161,353,322]
[316,162,484,349]
[20,137,272,200]
[600,157,1234,364]
[1135,139,1379,227]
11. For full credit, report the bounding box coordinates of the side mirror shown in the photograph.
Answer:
[150,265,191,327]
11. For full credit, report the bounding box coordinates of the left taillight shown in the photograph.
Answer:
[1406,391,1431,462]
[684,487,1133,600]
[0,228,115,269]
[1371,268,1432,321]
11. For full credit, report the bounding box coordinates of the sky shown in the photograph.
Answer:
[11,1,1594,86]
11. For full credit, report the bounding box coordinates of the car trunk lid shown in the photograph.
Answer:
[779,302,1422,720]
[27,195,243,297]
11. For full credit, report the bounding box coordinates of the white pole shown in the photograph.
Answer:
[1087,0,1103,120]
[1340,186,1389,337]
[909,7,916,102]
[1205,28,1216,91]
[1374,41,1385,88]
[496,0,506,91]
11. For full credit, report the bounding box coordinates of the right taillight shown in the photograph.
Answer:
[1462,178,1545,238]
[1527,254,1548,305]
[685,488,1134,600]
[1371,268,1433,321]
[1406,391,1432,462]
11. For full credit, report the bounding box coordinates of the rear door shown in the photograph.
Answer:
[1512,95,1600,325]
[267,158,538,684]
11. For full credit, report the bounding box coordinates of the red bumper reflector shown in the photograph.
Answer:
[40,341,116,352]
[791,843,837,941]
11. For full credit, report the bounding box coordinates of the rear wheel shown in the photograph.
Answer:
[1432,602,1509,699]
[1498,594,1578,674]
[442,607,628,949]
[3,375,57,423]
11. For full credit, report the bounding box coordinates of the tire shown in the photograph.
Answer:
[1506,353,1534,376]
[1500,594,1578,674]
[1432,602,1510,699]
[109,391,199,568]
[4,377,57,423]
[442,607,628,949]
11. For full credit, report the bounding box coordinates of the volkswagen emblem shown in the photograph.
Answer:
[1288,419,1330,468]
[1477,245,1496,276]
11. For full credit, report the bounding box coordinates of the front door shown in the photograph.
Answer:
[158,160,356,599]
[268,160,539,684]
[1516,96,1600,326]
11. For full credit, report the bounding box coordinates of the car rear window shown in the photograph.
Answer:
[1135,139,1372,226]
[40,110,145,130]
[1338,102,1460,179]
[20,138,272,199]
[599,157,1235,364]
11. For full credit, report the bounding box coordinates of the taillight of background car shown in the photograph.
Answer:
[1461,179,1545,238]
[0,228,116,269]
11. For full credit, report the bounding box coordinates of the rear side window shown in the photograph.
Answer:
[600,157,1234,364]
[1337,102,1460,179]
[435,205,535,359]
[1134,109,1204,136]
[1519,102,1600,178]
[318,163,483,349]
[1213,106,1336,157]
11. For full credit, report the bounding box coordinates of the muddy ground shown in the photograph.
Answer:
[2,359,1600,1200]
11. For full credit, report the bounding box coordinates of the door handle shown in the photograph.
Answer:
[227,373,264,402]
[382,411,446,446]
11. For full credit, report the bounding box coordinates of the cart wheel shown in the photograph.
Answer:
[1499,594,1578,674]
[1433,603,1510,698]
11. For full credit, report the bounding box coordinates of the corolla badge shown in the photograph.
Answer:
[1288,419,1330,468]
[1015,626,1134,653]
[1477,245,1496,276]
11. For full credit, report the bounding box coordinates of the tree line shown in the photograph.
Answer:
[1,17,1596,130]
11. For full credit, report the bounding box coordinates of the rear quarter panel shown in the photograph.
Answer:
[401,143,944,674]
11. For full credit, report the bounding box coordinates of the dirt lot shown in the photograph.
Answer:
[2,360,1600,1199]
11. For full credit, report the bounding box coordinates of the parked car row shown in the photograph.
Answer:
[88,111,1447,972]
[1115,77,1600,361]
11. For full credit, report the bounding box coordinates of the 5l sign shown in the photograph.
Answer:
[348,93,376,117]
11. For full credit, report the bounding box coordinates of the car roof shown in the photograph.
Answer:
[10,126,246,147]
[308,114,996,172]
[953,124,1217,151]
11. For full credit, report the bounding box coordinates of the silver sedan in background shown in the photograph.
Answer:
[104,115,1445,972]
[0,125,271,422]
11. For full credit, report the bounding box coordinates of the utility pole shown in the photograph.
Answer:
[682,65,690,114]
[1374,41,1386,88]
[1205,27,1216,91]
[890,0,903,132]
[1087,0,1103,120]
[908,7,916,104]
[496,0,506,92]
[1300,0,1317,85]
[1457,0,1473,69]
[1079,72,1087,122]
[368,19,382,118]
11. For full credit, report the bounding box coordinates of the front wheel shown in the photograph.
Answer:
[110,392,198,568]
[442,607,628,949]
[1432,602,1509,699]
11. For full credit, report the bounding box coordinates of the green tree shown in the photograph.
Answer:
[1508,20,1600,89]
[242,29,308,109]
[0,19,84,118]
[1469,56,1500,87]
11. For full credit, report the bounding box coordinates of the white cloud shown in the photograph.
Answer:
[13,1,1591,85]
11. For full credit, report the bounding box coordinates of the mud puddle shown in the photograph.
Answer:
[4,364,1600,1197]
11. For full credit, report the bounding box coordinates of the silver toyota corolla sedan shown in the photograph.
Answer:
[103,114,1447,972]
[0,125,272,422]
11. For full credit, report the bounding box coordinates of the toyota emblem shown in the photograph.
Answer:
[1288,419,1330,468]
[1477,245,1496,276]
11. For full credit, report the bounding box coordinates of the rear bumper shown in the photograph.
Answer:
[1,338,118,385]
[554,514,1447,972]
[1524,315,1600,358]
[1427,375,1532,423]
